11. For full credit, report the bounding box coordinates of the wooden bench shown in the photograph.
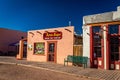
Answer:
[64,55,88,68]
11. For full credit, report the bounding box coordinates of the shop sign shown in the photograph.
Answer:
[43,32,62,40]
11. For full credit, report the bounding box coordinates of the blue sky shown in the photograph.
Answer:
[0,0,120,34]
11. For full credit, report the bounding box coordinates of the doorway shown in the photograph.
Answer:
[108,25,120,70]
[92,26,104,69]
[47,41,57,63]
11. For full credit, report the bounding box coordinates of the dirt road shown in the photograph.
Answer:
[0,64,90,80]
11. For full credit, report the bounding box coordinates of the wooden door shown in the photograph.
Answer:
[47,41,57,63]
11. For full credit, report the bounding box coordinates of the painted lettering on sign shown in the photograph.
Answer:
[43,32,62,40]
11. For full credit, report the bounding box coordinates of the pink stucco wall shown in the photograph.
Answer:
[27,26,74,64]
[0,28,27,53]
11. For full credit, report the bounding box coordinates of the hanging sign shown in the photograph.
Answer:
[43,32,62,40]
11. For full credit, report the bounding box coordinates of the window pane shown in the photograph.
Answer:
[111,54,114,61]
[115,53,119,61]
[93,26,101,33]
[109,25,119,34]
[49,43,55,53]
[94,47,101,57]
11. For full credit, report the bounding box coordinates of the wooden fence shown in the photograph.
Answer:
[73,45,83,56]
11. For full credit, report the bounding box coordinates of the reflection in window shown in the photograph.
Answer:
[34,43,45,54]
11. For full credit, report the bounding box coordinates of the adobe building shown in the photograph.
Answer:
[17,26,74,64]
[0,28,27,56]
[83,6,120,70]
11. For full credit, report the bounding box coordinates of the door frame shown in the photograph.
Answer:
[90,26,104,69]
[47,41,57,63]
[108,25,120,70]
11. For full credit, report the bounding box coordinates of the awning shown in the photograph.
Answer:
[9,41,27,46]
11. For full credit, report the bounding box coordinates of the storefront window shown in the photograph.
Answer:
[93,26,102,57]
[109,24,120,61]
[34,42,45,55]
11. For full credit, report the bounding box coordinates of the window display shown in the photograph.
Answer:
[34,43,45,54]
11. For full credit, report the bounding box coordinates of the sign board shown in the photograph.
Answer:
[43,32,62,40]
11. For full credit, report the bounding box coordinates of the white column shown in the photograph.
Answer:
[103,26,107,69]
[82,25,90,67]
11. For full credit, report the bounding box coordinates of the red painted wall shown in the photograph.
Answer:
[0,28,27,54]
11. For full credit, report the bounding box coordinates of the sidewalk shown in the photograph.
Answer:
[0,56,120,80]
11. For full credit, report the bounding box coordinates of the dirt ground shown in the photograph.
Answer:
[0,64,90,80]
